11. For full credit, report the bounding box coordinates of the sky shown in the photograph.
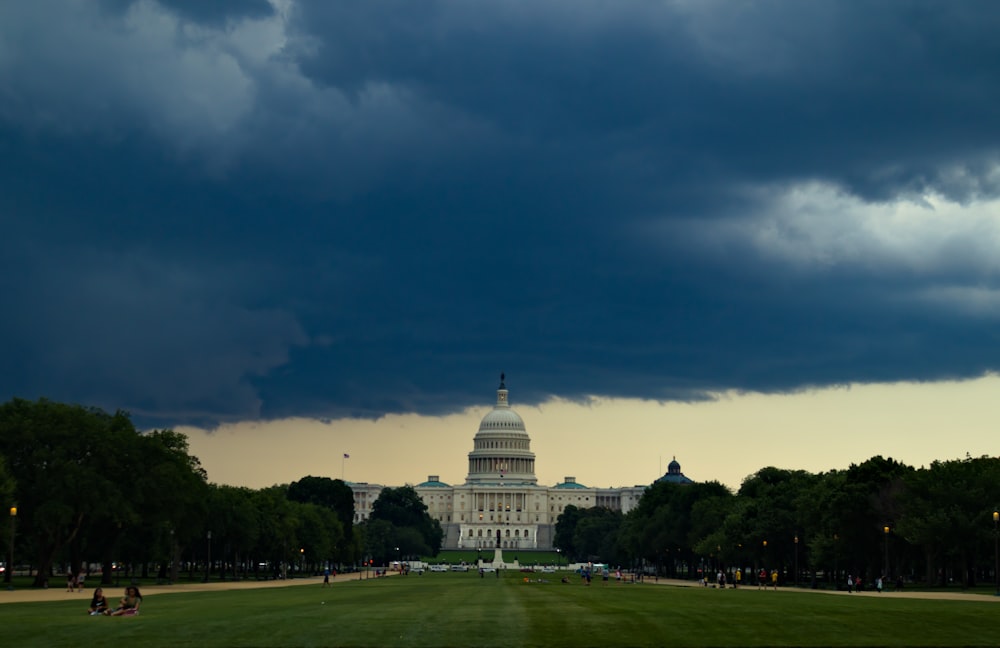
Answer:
[3,1,1000,492]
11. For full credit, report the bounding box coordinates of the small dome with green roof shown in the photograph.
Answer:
[417,475,450,488]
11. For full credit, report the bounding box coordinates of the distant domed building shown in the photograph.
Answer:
[348,375,692,551]
[656,457,694,485]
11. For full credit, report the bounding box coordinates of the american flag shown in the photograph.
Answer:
[343,453,350,458]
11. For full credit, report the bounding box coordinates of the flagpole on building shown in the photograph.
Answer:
[342,453,349,480]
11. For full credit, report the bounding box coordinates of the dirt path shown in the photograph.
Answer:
[3,573,997,604]
[0,572,369,605]
[649,577,1000,602]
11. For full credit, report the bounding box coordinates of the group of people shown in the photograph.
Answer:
[757,568,779,589]
[846,574,894,593]
[86,586,143,616]
[701,568,776,589]
[65,570,85,592]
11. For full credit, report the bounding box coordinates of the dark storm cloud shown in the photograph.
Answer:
[100,0,275,25]
[2,0,1000,426]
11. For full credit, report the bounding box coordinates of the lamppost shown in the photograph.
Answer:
[793,535,799,587]
[993,511,998,597]
[833,534,839,588]
[168,528,176,584]
[883,526,890,580]
[6,506,15,590]
[204,530,212,582]
[300,548,305,577]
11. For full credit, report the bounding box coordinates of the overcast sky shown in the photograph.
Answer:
[3,1,1000,489]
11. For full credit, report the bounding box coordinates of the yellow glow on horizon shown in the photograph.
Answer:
[179,375,1000,492]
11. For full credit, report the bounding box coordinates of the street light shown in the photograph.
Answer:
[761,540,767,586]
[300,548,305,577]
[993,511,998,597]
[204,530,212,582]
[168,528,176,584]
[883,526,890,581]
[833,534,839,587]
[794,535,799,588]
[6,506,16,590]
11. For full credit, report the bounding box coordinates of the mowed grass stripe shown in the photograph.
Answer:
[2,574,999,647]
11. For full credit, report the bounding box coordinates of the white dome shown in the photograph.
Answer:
[478,407,526,432]
[466,374,537,485]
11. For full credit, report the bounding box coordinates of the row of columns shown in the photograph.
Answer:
[458,527,538,549]
[475,491,528,512]
[468,457,535,475]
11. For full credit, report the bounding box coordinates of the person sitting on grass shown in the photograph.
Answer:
[110,586,143,616]
[87,587,110,616]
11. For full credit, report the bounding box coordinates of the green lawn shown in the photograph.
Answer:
[2,573,998,647]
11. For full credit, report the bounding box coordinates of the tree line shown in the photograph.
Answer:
[0,398,441,586]
[556,455,1000,588]
[4,398,998,589]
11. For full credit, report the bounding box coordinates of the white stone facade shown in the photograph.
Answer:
[349,376,649,550]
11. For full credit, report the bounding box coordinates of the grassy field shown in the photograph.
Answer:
[2,573,998,647]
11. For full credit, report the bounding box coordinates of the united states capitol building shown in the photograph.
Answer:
[349,375,693,551]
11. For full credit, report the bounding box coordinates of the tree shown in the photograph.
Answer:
[554,505,585,560]
[363,519,395,565]
[573,508,624,563]
[293,501,344,569]
[128,429,209,580]
[898,456,1000,586]
[205,485,259,581]
[252,486,299,578]
[624,480,732,577]
[287,475,354,558]
[0,399,140,586]
[369,486,442,557]
[733,468,816,573]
